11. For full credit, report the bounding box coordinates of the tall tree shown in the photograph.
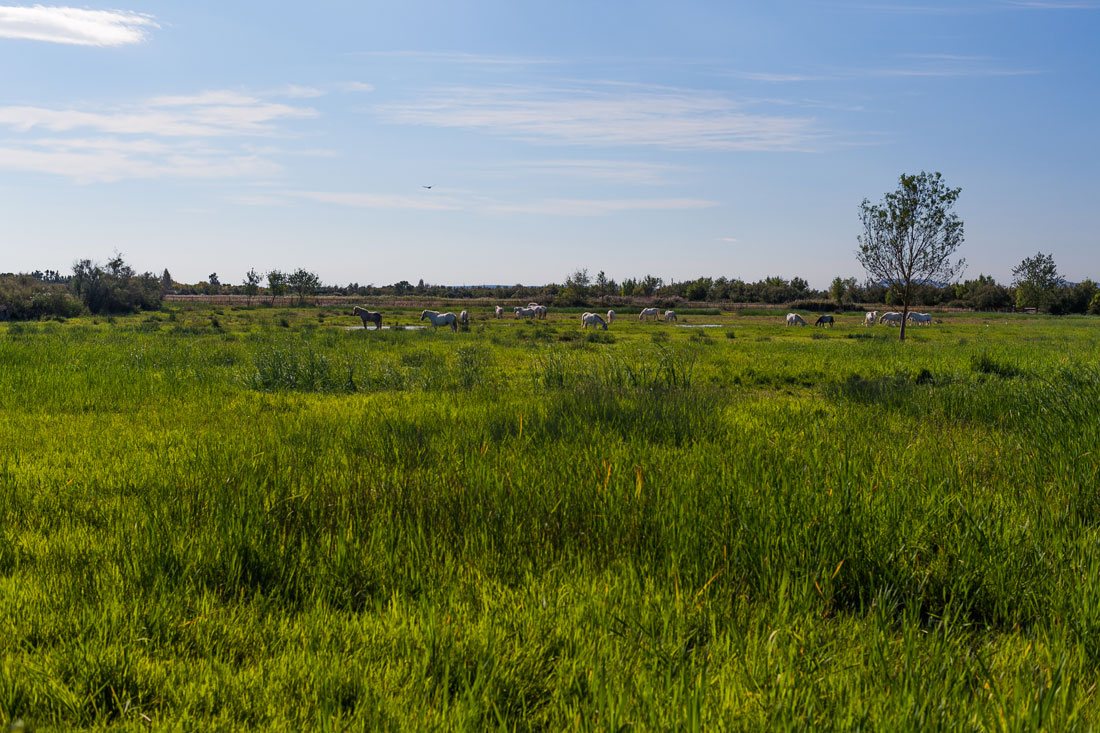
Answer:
[267,269,287,305]
[857,171,965,340]
[1011,252,1060,311]
[288,268,321,305]
[243,268,262,306]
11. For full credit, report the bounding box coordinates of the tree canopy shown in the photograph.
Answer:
[857,171,965,340]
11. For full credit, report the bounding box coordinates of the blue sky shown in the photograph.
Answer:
[1,1,1097,288]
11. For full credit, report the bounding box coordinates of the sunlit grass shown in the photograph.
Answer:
[1,306,1099,728]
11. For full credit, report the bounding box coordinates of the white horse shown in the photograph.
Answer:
[459,310,469,325]
[879,311,904,326]
[907,312,933,326]
[514,306,537,319]
[534,305,548,319]
[786,313,807,326]
[528,302,541,309]
[352,306,382,330]
[607,309,615,323]
[664,310,677,322]
[420,309,458,332]
[639,307,659,321]
[494,305,503,319]
[864,310,878,327]
[581,312,608,330]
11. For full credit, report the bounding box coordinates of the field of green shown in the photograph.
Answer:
[1,305,1099,730]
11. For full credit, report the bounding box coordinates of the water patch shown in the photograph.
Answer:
[676,324,724,328]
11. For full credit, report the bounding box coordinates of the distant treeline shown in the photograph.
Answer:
[3,260,1098,322]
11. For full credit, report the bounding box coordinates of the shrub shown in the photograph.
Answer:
[0,275,84,321]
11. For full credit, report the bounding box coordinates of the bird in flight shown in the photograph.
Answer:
[422,185,432,189]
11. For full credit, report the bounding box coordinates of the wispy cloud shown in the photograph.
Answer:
[1005,0,1100,7]
[508,159,686,186]
[0,138,280,183]
[378,83,822,152]
[0,88,318,182]
[335,81,375,93]
[0,91,318,137]
[486,197,717,216]
[728,54,1035,83]
[353,50,559,67]
[288,190,463,211]
[0,5,157,46]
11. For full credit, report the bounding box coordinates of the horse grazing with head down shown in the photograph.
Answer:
[664,310,677,322]
[607,309,615,323]
[786,313,807,326]
[907,312,932,326]
[815,315,834,327]
[353,306,382,330]
[514,306,537,319]
[639,307,659,321]
[581,312,608,330]
[865,310,878,327]
[494,305,504,319]
[420,309,458,332]
[879,312,904,326]
[459,310,469,325]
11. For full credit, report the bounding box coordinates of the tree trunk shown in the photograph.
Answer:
[900,303,909,341]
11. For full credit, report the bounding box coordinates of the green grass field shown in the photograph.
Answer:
[2,305,1099,730]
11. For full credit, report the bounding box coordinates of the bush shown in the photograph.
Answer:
[0,275,84,321]
[787,300,839,313]
[71,255,163,315]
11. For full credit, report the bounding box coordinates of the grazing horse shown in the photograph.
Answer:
[664,310,677,322]
[534,305,548,319]
[494,305,503,319]
[879,311,904,326]
[607,309,615,323]
[786,313,807,326]
[581,312,608,330]
[514,306,537,319]
[865,310,878,327]
[815,315,834,327]
[907,312,932,326]
[420,309,458,332]
[352,306,382,330]
[639,307,659,321]
[459,310,469,325]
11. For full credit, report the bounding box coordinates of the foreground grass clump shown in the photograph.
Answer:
[1,307,1099,729]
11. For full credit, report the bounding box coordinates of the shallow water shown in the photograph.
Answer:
[342,325,428,331]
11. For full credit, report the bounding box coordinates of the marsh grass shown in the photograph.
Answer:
[1,308,1100,728]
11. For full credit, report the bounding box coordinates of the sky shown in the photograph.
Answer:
[0,1,1097,289]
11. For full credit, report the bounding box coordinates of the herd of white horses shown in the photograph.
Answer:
[784,310,934,327]
[354,303,933,331]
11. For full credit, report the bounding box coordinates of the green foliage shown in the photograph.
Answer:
[857,172,966,339]
[0,275,83,320]
[70,254,162,315]
[1012,252,1061,311]
[2,308,1100,728]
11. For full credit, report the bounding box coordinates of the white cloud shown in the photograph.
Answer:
[511,159,685,185]
[377,84,822,152]
[0,88,318,182]
[335,81,376,93]
[486,197,717,216]
[283,190,463,211]
[0,138,279,183]
[0,5,156,46]
[0,92,317,137]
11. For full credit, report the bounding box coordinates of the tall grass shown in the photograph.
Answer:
[1,309,1099,728]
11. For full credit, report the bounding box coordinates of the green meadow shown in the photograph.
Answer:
[1,305,1099,730]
